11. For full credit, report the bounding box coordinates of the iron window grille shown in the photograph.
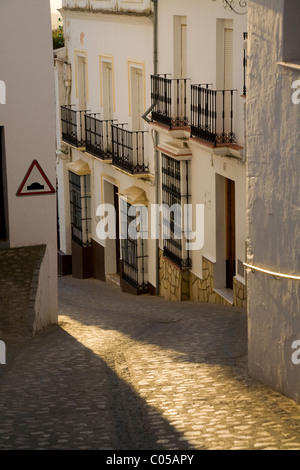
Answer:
[151,74,191,129]
[161,154,191,269]
[190,84,237,145]
[111,123,149,175]
[61,105,87,148]
[69,171,91,247]
[120,200,149,292]
[85,113,116,160]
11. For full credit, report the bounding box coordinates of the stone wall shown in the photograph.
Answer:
[159,251,247,308]
[190,257,233,306]
[159,250,190,301]
[0,245,46,338]
[233,277,247,309]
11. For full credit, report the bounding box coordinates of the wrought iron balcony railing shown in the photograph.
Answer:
[61,105,87,148]
[85,114,116,160]
[111,124,149,175]
[151,74,190,129]
[190,84,237,146]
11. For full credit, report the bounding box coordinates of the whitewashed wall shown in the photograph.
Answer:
[189,141,246,285]
[61,7,156,286]
[247,0,300,403]
[0,0,58,327]
[154,0,247,294]
[157,0,247,144]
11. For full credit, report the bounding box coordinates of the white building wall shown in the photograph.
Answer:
[152,0,247,304]
[59,3,156,287]
[189,141,246,285]
[247,0,300,403]
[157,0,247,144]
[0,0,58,328]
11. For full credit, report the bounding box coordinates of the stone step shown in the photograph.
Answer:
[106,273,121,288]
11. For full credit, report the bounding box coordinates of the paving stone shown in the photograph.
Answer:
[0,276,299,450]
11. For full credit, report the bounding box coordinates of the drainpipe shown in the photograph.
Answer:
[151,0,160,296]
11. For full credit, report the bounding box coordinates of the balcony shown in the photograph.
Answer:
[150,74,190,129]
[61,105,87,148]
[111,124,149,175]
[190,85,237,146]
[85,114,116,160]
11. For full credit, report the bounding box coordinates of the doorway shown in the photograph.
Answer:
[225,178,236,289]
[216,175,236,291]
[103,180,120,278]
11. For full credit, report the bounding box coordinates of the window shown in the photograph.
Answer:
[100,55,115,120]
[69,171,91,247]
[128,60,145,131]
[161,154,191,269]
[216,19,234,90]
[173,16,187,79]
[75,52,88,110]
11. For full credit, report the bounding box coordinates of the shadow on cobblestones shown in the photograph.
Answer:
[0,319,199,449]
[1,276,300,450]
[58,276,247,370]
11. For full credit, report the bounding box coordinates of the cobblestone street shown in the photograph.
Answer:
[0,276,300,450]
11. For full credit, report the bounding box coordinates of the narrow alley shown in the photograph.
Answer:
[0,276,300,451]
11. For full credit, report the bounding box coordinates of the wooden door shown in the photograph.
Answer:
[225,178,236,289]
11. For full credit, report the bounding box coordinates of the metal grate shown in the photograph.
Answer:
[69,172,91,247]
[85,114,116,160]
[191,85,237,145]
[120,200,149,292]
[112,124,149,174]
[161,154,191,269]
[151,74,190,129]
[61,105,87,147]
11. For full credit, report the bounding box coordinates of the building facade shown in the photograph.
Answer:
[246,0,300,404]
[150,0,247,306]
[0,0,58,335]
[56,0,156,294]
[56,0,248,306]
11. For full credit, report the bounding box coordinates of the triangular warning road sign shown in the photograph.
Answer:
[16,160,55,197]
